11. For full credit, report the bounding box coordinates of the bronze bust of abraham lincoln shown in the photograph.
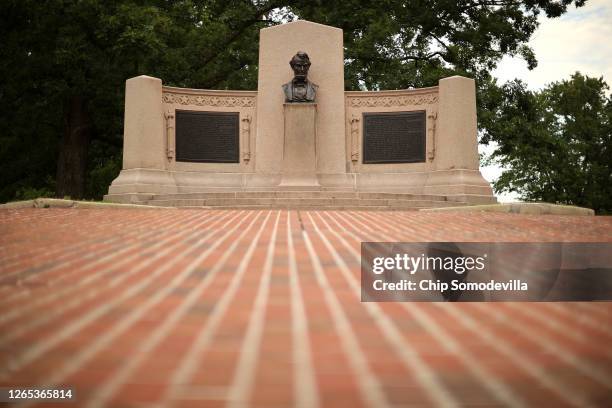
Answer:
[282,51,318,103]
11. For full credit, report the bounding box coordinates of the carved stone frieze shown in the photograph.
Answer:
[162,92,256,108]
[346,93,438,108]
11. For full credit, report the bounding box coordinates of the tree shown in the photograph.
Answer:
[479,73,612,214]
[0,0,586,202]
[1,1,163,199]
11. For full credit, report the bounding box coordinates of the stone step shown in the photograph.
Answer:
[178,206,423,211]
[144,191,455,201]
[105,191,497,207]
[145,197,468,209]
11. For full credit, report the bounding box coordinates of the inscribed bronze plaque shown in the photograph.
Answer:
[362,111,426,164]
[175,110,239,163]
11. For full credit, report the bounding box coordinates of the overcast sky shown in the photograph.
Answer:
[480,0,611,202]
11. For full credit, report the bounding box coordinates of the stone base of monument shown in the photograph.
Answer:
[104,191,494,210]
[104,168,496,209]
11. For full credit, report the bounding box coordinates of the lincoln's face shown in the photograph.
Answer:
[290,52,311,81]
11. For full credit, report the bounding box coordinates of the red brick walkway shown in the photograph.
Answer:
[0,208,611,407]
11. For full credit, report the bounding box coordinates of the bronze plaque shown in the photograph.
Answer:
[362,111,426,164]
[175,110,239,163]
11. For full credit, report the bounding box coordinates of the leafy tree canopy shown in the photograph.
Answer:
[0,0,587,202]
[479,72,612,213]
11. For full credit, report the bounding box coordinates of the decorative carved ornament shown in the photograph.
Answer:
[164,109,175,160]
[162,92,256,108]
[427,110,438,162]
[346,93,438,108]
[350,115,360,163]
[241,114,252,163]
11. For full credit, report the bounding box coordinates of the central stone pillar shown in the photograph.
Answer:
[255,20,346,180]
[280,103,319,186]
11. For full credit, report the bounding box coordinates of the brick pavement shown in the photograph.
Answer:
[0,208,611,407]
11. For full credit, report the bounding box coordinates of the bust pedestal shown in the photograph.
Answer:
[280,103,319,187]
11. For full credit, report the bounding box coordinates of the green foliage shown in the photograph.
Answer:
[0,0,587,202]
[85,152,122,200]
[15,185,56,201]
[292,0,584,89]
[479,73,612,214]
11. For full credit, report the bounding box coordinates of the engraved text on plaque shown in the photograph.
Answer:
[175,110,239,163]
[362,111,426,164]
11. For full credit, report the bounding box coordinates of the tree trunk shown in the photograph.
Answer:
[56,95,91,199]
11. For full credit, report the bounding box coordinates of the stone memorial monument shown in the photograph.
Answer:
[104,20,496,208]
